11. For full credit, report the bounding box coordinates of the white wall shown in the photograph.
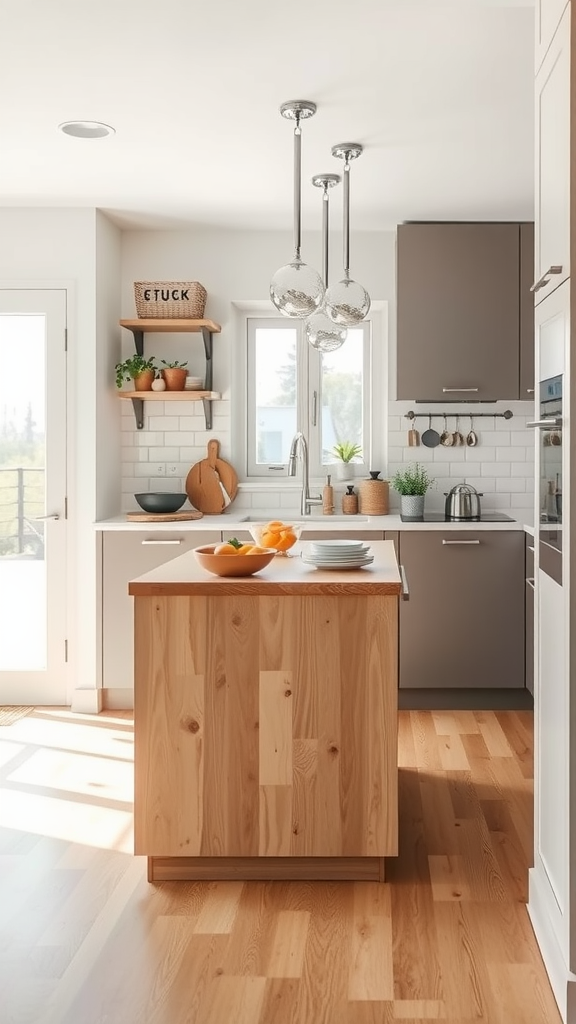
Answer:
[120,225,534,524]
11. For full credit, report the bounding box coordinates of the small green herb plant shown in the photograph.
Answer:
[392,463,435,496]
[161,359,188,369]
[115,355,158,389]
[331,441,363,464]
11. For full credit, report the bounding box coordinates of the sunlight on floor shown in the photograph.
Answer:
[0,708,135,853]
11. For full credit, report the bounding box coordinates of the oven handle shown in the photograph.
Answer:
[526,418,563,429]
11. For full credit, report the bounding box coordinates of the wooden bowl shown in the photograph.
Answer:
[193,544,276,577]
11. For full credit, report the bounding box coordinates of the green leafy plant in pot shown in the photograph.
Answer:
[115,355,158,391]
[331,441,363,481]
[391,462,435,519]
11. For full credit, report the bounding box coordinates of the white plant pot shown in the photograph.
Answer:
[335,462,350,482]
[401,494,425,519]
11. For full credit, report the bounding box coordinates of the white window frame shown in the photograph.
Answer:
[231,302,387,485]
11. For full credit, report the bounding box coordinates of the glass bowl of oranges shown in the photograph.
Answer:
[249,520,302,556]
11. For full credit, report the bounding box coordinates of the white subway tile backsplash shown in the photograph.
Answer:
[496,477,526,492]
[480,462,511,477]
[148,446,179,462]
[148,415,180,431]
[511,462,533,477]
[462,446,495,462]
[134,431,164,447]
[495,446,528,462]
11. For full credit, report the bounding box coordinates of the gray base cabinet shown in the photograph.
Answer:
[398,530,525,689]
[101,530,220,690]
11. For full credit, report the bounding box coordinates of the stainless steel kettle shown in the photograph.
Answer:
[444,483,483,520]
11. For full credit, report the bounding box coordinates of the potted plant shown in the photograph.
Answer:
[160,359,188,391]
[391,462,435,518]
[331,441,363,481]
[115,355,158,392]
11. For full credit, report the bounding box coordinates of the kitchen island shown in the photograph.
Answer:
[129,540,402,882]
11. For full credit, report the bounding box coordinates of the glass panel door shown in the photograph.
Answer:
[0,290,67,704]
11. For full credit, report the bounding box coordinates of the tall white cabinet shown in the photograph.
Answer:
[529,3,576,1020]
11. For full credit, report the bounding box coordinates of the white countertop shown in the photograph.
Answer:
[95,511,528,532]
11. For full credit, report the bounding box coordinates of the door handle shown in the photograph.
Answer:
[141,539,183,545]
[442,539,481,545]
[530,265,563,292]
[399,564,409,600]
[34,513,60,521]
[526,418,563,429]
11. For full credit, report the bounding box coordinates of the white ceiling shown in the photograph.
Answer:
[1,1,535,232]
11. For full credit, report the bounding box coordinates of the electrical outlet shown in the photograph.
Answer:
[153,464,166,476]
[167,464,179,476]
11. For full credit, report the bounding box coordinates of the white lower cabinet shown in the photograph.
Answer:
[101,530,220,694]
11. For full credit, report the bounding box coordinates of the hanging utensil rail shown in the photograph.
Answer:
[405,409,513,420]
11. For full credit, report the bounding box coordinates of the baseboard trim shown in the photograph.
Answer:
[398,688,534,711]
[102,688,134,710]
[147,856,386,883]
[70,689,103,714]
[528,864,576,1022]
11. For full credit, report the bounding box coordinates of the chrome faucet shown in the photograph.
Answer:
[288,432,323,516]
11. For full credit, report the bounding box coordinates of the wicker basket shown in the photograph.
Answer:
[134,281,207,319]
[358,478,389,516]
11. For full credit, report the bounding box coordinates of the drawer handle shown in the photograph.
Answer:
[527,544,535,553]
[526,388,535,394]
[530,265,563,292]
[141,539,183,545]
[526,577,535,590]
[442,387,479,393]
[442,539,481,545]
[400,564,409,600]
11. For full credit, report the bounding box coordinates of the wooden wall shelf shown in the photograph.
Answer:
[119,317,222,430]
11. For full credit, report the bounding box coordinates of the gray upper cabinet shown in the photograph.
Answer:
[398,530,525,690]
[397,222,533,401]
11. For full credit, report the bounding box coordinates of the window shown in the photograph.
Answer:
[245,316,374,480]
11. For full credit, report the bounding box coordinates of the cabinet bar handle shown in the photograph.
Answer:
[442,539,481,545]
[526,418,563,429]
[141,539,183,545]
[526,388,535,394]
[530,265,563,292]
[442,387,479,393]
[399,564,409,600]
[526,577,535,590]
[312,390,318,427]
[528,544,535,552]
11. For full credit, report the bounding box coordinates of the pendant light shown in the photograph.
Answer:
[325,143,371,326]
[305,173,348,352]
[270,101,325,319]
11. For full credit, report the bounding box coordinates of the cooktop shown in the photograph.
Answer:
[400,512,516,523]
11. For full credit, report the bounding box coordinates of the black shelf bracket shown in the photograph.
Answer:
[130,397,145,430]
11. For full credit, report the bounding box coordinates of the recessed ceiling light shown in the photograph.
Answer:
[58,121,115,139]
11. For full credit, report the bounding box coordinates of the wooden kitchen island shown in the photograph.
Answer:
[129,540,402,882]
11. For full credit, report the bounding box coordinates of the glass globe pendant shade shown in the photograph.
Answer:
[270,257,325,318]
[325,274,371,327]
[305,308,348,351]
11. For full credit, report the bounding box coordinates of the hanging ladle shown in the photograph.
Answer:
[466,415,478,447]
[440,414,453,447]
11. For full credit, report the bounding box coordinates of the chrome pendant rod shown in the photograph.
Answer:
[311,173,341,286]
[293,118,302,259]
[331,143,363,275]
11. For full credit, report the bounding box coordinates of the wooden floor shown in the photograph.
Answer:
[0,708,561,1024]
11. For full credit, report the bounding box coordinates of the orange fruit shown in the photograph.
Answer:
[236,544,255,555]
[265,520,284,530]
[213,543,238,555]
[276,528,297,551]
[249,545,269,554]
[261,530,280,549]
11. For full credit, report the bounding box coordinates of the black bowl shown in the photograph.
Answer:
[134,493,187,514]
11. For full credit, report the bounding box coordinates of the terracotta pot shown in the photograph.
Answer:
[133,369,155,391]
[161,367,188,391]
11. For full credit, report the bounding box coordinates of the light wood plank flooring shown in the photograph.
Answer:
[0,708,561,1024]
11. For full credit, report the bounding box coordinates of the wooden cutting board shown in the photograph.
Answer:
[126,511,204,522]
[186,439,239,515]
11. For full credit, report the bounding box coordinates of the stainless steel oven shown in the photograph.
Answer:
[528,373,563,582]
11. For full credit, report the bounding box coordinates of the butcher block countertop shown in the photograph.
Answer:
[129,539,402,597]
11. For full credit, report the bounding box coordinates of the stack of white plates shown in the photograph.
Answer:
[185,376,205,390]
[302,539,373,570]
